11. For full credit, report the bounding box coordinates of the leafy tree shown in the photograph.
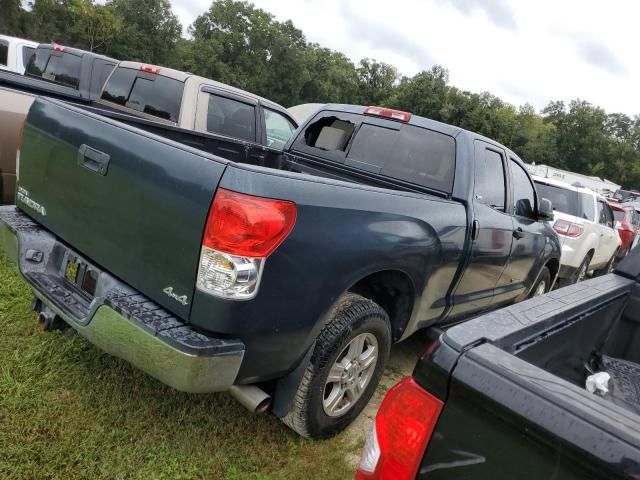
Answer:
[0,0,24,36]
[105,0,181,64]
[5,0,640,190]
[299,47,359,104]
[357,58,398,105]
[69,1,122,52]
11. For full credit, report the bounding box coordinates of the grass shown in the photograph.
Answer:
[0,253,357,480]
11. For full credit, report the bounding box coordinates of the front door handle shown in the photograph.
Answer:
[513,227,525,240]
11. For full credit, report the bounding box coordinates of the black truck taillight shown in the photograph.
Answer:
[356,376,443,480]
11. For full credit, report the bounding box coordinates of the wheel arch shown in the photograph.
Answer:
[347,269,416,342]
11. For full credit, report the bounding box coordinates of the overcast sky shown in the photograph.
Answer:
[171,0,638,115]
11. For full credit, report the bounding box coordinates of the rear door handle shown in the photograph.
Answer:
[78,144,110,176]
[513,227,525,239]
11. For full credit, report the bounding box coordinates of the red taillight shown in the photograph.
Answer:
[203,188,297,258]
[53,44,65,52]
[356,377,443,480]
[140,65,161,74]
[364,106,411,122]
[553,219,584,237]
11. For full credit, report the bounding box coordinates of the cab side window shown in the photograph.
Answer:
[206,94,256,142]
[475,147,506,211]
[510,159,536,218]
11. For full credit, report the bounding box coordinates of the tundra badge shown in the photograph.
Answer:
[163,286,189,306]
[16,187,47,216]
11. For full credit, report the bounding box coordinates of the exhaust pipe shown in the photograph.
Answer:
[229,385,272,414]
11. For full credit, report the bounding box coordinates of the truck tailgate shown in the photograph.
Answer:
[17,98,227,319]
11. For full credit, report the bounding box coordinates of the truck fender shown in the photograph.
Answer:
[271,341,316,418]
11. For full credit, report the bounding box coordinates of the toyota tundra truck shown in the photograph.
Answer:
[0,99,560,438]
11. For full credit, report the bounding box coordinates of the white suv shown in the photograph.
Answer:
[533,176,621,285]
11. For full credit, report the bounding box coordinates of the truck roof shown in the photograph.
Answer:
[317,103,464,138]
[116,61,287,112]
[0,34,38,47]
[37,44,117,63]
[309,103,528,163]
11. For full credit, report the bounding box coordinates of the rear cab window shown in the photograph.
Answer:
[26,49,82,89]
[293,111,455,193]
[100,67,184,122]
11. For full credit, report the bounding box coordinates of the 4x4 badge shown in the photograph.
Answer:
[163,286,189,306]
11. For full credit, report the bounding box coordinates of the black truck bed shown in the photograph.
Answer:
[415,252,640,479]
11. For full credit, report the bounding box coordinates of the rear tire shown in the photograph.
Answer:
[281,293,391,439]
[530,267,551,298]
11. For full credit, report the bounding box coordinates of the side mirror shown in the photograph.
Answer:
[538,198,554,221]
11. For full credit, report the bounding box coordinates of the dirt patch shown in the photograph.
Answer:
[341,333,429,467]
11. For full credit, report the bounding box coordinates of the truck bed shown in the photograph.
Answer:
[417,269,640,478]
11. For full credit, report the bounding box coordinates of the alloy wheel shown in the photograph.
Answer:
[323,333,378,417]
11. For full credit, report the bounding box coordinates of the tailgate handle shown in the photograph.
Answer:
[78,144,110,176]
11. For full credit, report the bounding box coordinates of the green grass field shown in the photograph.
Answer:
[0,253,357,479]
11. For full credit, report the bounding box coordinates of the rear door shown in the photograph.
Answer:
[492,158,547,304]
[194,86,266,164]
[450,141,513,317]
[18,98,227,320]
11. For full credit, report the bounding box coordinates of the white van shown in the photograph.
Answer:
[533,175,621,285]
[0,35,38,75]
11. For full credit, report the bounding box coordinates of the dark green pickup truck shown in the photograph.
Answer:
[0,98,560,438]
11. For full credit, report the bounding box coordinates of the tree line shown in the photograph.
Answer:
[2,0,639,189]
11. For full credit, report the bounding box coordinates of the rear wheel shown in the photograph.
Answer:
[281,293,391,439]
[530,267,550,298]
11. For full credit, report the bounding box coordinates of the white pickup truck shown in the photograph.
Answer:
[0,35,38,75]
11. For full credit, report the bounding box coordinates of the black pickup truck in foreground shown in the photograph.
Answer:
[357,252,640,479]
[0,99,560,438]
